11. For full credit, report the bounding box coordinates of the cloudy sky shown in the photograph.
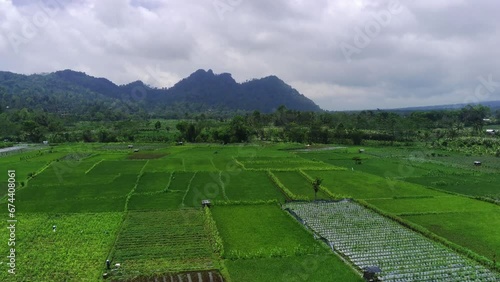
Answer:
[1,0,499,110]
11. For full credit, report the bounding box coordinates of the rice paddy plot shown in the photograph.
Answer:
[16,183,88,202]
[226,255,363,282]
[18,196,128,213]
[84,153,129,161]
[272,171,331,200]
[17,150,68,162]
[239,144,294,158]
[142,159,172,172]
[303,170,445,199]
[0,161,50,182]
[0,212,123,281]
[113,270,224,282]
[403,210,500,263]
[163,157,185,171]
[99,144,169,151]
[126,152,168,160]
[212,155,241,171]
[18,173,137,202]
[80,173,138,198]
[128,192,184,210]
[211,204,326,259]
[429,154,500,171]
[166,147,219,171]
[135,172,171,193]
[183,172,227,207]
[168,171,195,192]
[87,160,147,176]
[405,173,499,198]
[184,157,217,171]
[366,196,499,215]
[237,156,335,170]
[284,201,500,282]
[109,210,217,280]
[298,151,432,179]
[28,160,102,186]
[224,171,285,202]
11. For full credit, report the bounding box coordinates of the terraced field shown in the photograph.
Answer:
[0,143,498,281]
[271,170,331,200]
[284,201,500,281]
[109,210,217,280]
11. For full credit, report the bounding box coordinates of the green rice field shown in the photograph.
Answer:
[0,143,498,281]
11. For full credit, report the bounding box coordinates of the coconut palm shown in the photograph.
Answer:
[312,177,322,201]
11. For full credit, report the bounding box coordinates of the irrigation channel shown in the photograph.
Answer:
[0,144,28,156]
[284,200,500,282]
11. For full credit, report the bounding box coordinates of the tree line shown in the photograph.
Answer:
[175,105,499,145]
[1,104,498,145]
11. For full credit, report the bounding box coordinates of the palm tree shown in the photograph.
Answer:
[312,177,323,201]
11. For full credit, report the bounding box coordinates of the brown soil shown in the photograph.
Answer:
[110,270,224,282]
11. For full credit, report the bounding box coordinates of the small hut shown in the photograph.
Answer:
[363,266,381,281]
[201,199,212,208]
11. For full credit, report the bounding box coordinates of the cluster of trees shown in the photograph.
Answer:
[175,116,250,143]
[0,81,147,123]
[0,108,63,142]
[0,108,146,143]
[1,104,498,145]
[174,105,499,145]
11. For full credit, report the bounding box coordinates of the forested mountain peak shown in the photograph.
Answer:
[0,69,322,113]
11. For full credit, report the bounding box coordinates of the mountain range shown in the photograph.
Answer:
[384,101,500,112]
[0,69,321,115]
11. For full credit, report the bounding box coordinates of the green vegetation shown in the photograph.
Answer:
[367,196,498,215]
[167,171,195,191]
[303,170,444,199]
[109,210,217,280]
[135,172,171,193]
[1,142,499,280]
[226,255,363,282]
[224,171,285,202]
[127,193,184,210]
[184,172,227,207]
[238,156,335,170]
[2,75,500,281]
[211,204,326,259]
[286,201,499,281]
[403,211,500,262]
[0,212,122,281]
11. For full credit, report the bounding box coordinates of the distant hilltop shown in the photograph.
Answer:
[0,69,321,114]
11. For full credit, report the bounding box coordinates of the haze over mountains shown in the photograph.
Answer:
[0,69,321,114]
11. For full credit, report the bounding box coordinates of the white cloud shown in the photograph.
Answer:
[0,0,499,110]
